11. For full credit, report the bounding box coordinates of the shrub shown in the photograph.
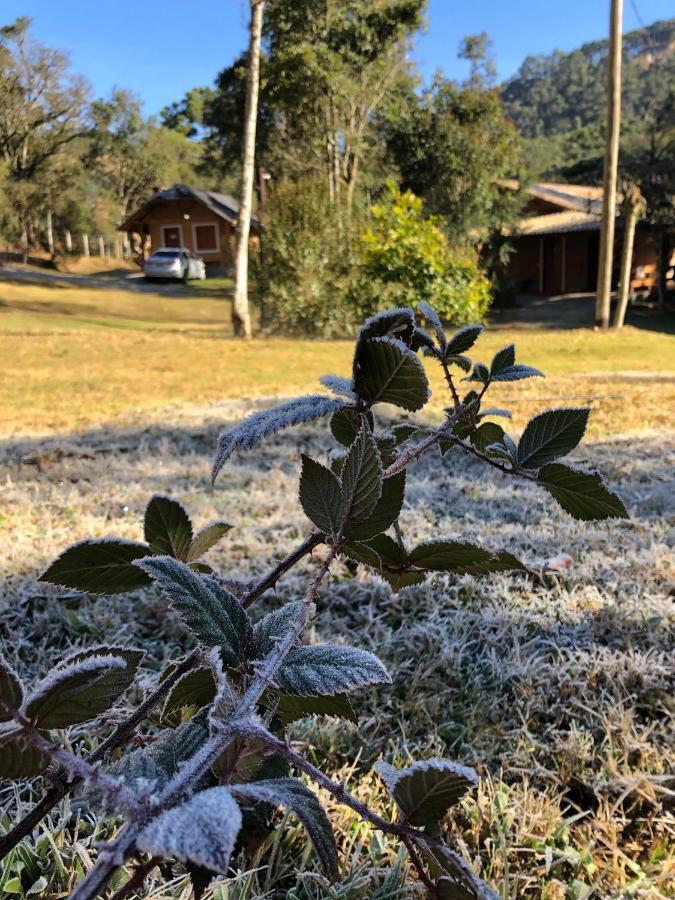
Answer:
[351,185,492,324]
[0,304,628,899]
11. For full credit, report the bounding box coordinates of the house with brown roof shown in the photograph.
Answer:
[121,184,257,271]
[502,180,659,296]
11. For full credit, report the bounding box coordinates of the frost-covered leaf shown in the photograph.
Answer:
[212,736,276,783]
[299,456,344,536]
[436,878,477,899]
[445,324,483,357]
[478,407,512,420]
[39,539,153,594]
[273,692,357,725]
[344,471,405,542]
[0,658,23,723]
[490,364,544,382]
[375,758,478,826]
[418,301,446,350]
[490,344,515,376]
[446,354,472,372]
[252,602,302,658]
[135,557,250,665]
[517,407,590,470]
[277,644,391,696]
[341,426,383,522]
[0,736,50,779]
[342,540,383,569]
[409,541,503,575]
[188,522,233,562]
[354,336,429,411]
[25,650,137,728]
[144,495,193,561]
[392,423,419,445]
[465,362,489,385]
[213,395,342,481]
[411,327,436,354]
[538,463,629,521]
[162,668,217,725]
[232,778,338,879]
[330,407,374,448]
[137,786,242,873]
[319,375,356,400]
[470,422,506,456]
[356,307,415,346]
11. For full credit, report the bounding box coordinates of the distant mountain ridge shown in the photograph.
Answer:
[501,18,675,141]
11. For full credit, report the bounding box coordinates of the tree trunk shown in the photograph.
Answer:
[595,0,623,329]
[613,187,644,328]
[45,208,54,257]
[232,0,265,339]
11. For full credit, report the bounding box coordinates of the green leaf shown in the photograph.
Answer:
[341,426,383,523]
[0,736,50,779]
[538,463,629,521]
[517,407,590,469]
[357,308,415,346]
[354,337,429,411]
[490,344,515,376]
[466,362,489,385]
[162,668,217,725]
[409,541,501,574]
[375,758,478,826]
[0,658,23,723]
[344,471,406,541]
[445,325,483,356]
[135,556,250,666]
[436,878,478,899]
[446,354,472,372]
[330,407,374,447]
[144,495,193,561]
[470,422,506,455]
[273,692,357,725]
[212,737,276,783]
[188,522,233,562]
[232,778,338,879]
[25,647,141,728]
[392,423,419,445]
[252,602,303,658]
[490,364,544,382]
[137,787,242,874]
[411,326,436,354]
[299,455,344,536]
[418,301,446,350]
[39,539,153,594]
[277,644,391,696]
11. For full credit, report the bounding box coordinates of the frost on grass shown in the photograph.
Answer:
[212,395,342,481]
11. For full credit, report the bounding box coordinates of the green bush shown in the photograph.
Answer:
[351,185,492,324]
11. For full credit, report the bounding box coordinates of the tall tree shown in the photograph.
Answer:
[458,32,497,89]
[233,0,265,339]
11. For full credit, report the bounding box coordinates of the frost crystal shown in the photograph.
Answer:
[319,375,356,400]
[213,395,342,481]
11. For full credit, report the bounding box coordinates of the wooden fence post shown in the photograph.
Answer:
[613,185,646,329]
[82,234,90,257]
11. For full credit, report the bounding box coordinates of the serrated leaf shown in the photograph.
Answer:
[392,424,419,445]
[135,557,250,666]
[538,463,629,521]
[252,602,303,658]
[25,650,137,728]
[409,541,499,574]
[490,364,544,382]
[299,456,344,536]
[411,326,437,354]
[0,658,23,723]
[470,422,506,455]
[39,539,153,594]
[137,787,242,873]
[344,471,405,542]
[341,426,383,523]
[0,736,50,779]
[144,495,193,561]
[445,324,483,356]
[354,337,429,411]
[478,407,512,420]
[357,307,415,346]
[319,375,356,400]
[277,644,391,696]
[188,522,233,561]
[436,877,478,899]
[274,692,357,725]
[517,407,590,470]
[466,362,489,385]
[375,758,478,826]
[212,737,275,783]
[418,301,446,350]
[341,541,383,568]
[232,778,338,879]
[330,407,374,447]
[162,668,216,725]
[490,344,515,376]
[446,354,472,373]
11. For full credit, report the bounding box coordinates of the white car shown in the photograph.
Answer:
[144,248,206,281]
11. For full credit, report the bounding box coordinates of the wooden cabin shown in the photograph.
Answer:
[121,184,256,271]
[502,181,659,296]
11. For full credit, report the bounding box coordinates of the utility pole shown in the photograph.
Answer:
[595,0,623,329]
[232,0,265,339]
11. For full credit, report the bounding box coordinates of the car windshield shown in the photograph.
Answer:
[151,250,181,259]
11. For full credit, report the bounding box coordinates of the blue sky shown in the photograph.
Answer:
[4,0,673,116]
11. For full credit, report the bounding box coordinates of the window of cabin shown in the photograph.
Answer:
[193,223,219,252]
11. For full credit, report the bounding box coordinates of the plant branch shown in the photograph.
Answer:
[240,531,324,608]
[108,856,161,900]
[0,650,200,862]
[447,437,538,482]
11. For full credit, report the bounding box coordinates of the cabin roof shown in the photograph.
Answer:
[121,184,256,231]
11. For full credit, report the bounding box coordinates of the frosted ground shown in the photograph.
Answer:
[0,400,673,898]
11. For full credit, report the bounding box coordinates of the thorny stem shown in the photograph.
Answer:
[448,437,539,481]
[0,650,200,862]
[241,531,324,608]
[441,358,462,409]
[108,856,161,900]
